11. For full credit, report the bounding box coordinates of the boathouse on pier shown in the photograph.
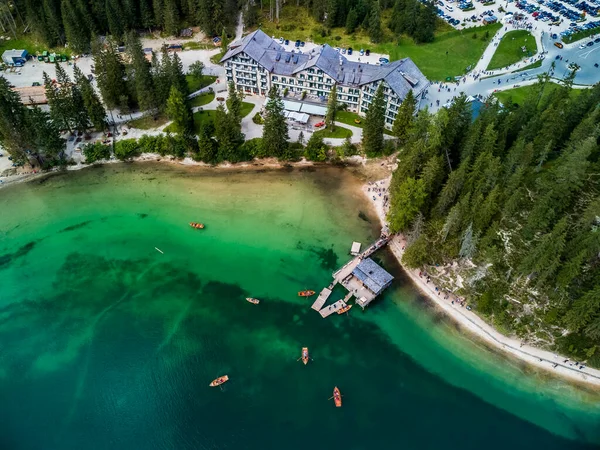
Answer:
[351,258,394,309]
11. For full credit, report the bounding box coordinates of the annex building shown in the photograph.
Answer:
[220,29,429,127]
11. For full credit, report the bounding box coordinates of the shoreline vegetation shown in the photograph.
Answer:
[364,177,600,388]
[3,158,600,389]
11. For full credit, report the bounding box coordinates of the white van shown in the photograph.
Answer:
[445,4,454,11]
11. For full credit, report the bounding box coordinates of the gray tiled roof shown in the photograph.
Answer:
[221,29,429,99]
[352,258,394,295]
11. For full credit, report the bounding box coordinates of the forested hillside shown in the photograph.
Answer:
[388,78,600,366]
[12,0,437,53]
[17,0,240,50]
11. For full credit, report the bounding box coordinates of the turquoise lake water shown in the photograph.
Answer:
[0,164,599,450]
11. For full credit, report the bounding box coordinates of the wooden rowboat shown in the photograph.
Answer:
[209,375,229,387]
[337,304,352,314]
[301,347,309,365]
[190,222,205,229]
[246,297,260,305]
[298,290,315,297]
[333,386,342,407]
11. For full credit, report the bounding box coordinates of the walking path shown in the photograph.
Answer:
[364,177,600,387]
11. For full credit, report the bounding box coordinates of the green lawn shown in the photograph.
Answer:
[210,51,226,65]
[313,125,353,138]
[493,82,581,106]
[487,30,537,71]
[191,110,216,133]
[183,41,214,50]
[0,35,73,59]
[240,101,255,118]
[186,75,217,93]
[514,59,542,72]
[336,111,393,135]
[253,6,501,80]
[128,114,169,130]
[189,91,215,107]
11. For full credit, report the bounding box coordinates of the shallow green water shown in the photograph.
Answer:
[0,164,599,450]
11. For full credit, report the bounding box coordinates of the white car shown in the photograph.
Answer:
[579,43,586,49]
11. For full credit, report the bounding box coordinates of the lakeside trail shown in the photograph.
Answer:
[364,177,600,388]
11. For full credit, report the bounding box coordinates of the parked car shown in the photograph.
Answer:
[587,41,594,46]
[217,97,225,101]
[314,121,325,128]
[32,81,40,86]
[300,41,305,47]
[359,49,365,55]
[378,57,389,64]
[366,49,370,56]
[348,47,353,54]
[554,42,564,48]
[285,39,289,45]
[295,39,301,47]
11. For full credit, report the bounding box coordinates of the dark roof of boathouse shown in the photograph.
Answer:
[352,258,394,295]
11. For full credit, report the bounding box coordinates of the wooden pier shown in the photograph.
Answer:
[319,300,347,318]
[311,287,332,311]
[310,235,392,318]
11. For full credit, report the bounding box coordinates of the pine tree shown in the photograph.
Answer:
[226,82,242,125]
[163,0,180,36]
[387,177,427,232]
[368,1,383,43]
[74,65,107,131]
[304,133,327,161]
[44,70,71,132]
[345,7,359,34]
[214,103,243,162]
[392,89,416,146]
[262,86,289,158]
[0,76,35,163]
[459,222,477,259]
[28,105,66,167]
[362,83,386,157]
[61,0,91,52]
[92,37,129,109]
[166,86,192,135]
[126,31,157,113]
[325,83,338,131]
[389,0,406,34]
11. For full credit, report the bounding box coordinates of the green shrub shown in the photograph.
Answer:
[252,112,264,124]
[114,139,141,161]
[240,138,263,158]
[82,142,111,163]
[283,87,289,97]
[334,36,342,41]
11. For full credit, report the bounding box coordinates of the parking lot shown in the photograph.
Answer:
[430,0,600,38]
[271,36,390,64]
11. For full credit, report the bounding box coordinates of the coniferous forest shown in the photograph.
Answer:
[388,77,600,366]
[15,0,438,53]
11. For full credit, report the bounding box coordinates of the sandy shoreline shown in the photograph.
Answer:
[363,177,600,388]
[0,153,341,190]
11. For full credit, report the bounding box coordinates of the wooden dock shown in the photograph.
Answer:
[319,300,347,318]
[310,235,392,318]
[311,287,332,311]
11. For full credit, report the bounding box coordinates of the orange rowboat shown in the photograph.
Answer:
[337,304,352,314]
[209,375,229,387]
[190,222,205,229]
[301,347,309,365]
[333,386,342,407]
[246,297,260,305]
[298,290,315,297]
